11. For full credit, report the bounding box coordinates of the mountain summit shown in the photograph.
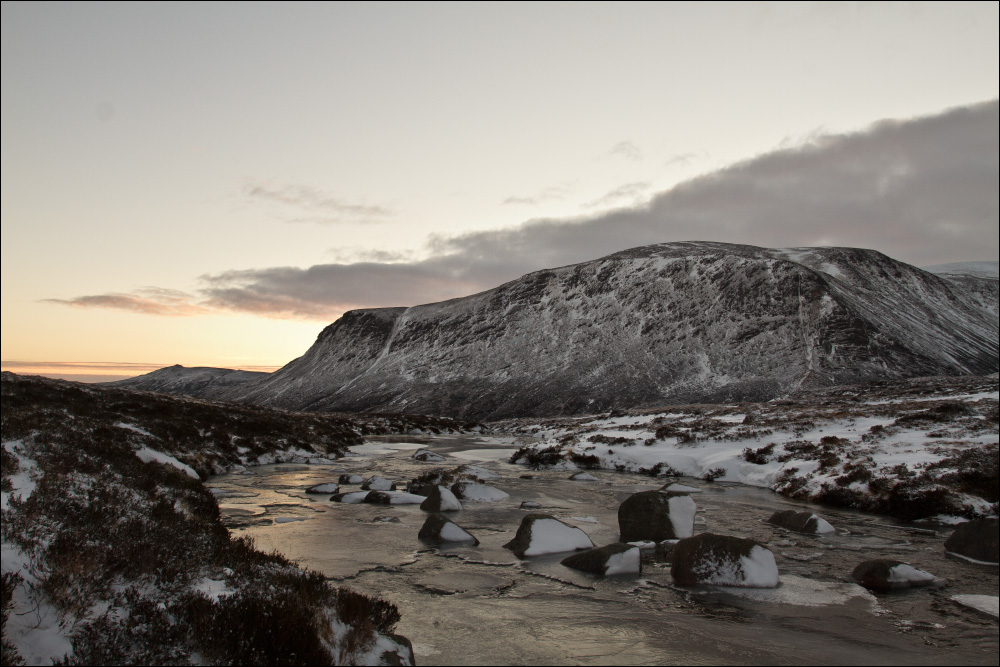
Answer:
[216,242,997,420]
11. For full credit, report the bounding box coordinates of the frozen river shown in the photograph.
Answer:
[208,435,998,665]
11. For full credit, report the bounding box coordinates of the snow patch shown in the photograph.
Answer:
[135,447,200,479]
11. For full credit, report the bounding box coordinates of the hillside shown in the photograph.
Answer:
[1,373,475,665]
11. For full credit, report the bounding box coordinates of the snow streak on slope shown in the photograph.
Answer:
[217,242,997,420]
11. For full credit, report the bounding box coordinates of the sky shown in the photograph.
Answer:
[2,1,998,382]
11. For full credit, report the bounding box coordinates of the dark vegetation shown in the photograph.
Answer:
[1,373,413,665]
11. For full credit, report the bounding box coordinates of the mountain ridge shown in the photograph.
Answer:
[205,241,997,420]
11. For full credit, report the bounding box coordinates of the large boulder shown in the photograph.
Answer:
[418,514,479,545]
[852,559,938,592]
[767,510,835,534]
[420,485,463,512]
[671,533,779,588]
[413,449,446,462]
[618,491,696,542]
[944,518,999,563]
[330,491,370,503]
[361,476,397,491]
[451,481,509,502]
[364,491,426,505]
[504,514,594,558]
[561,543,641,576]
[456,464,500,480]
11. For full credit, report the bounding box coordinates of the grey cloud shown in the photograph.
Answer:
[583,181,652,209]
[43,288,211,316]
[52,100,998,321]
[502,184,570,206]
[246,181,393,223]
[606,141,642,161]
[663,152,698,167]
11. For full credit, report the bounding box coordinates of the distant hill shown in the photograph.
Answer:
[107,364,269,398]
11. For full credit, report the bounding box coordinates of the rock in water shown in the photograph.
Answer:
[338,473,363,485]
[504,514,594,558]
[451,481,509,501]
[420,485,463,512]
[304,482,340,494]
[618,490,696,542]
[361,476,396,491]
[418,514,479,545]
[671,533,779,588]
[852,559,938,592]
[944,518,999,563]
[413,449,446,462]
[561,543,642,576]
[767,510,835,534]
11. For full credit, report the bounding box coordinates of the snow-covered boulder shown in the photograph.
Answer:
[504,514,595,558]
[413,449,446,462]
[361,476,397,491]
[944,518,999,563]
[330,491,371,503]
[304,482,340,494]
[364,491,427,505]
[338,473,363,485]
[456,464,500,480]
[520,501,542,509]
[767,510,835,534]
[561,543,641,576]
[618,490,696,542]
[671,533,779,588]
[451,481,509,502]
[569,472,600,481]
[418,514,480,545]
[852,559,939,592]
[420,485,463,512]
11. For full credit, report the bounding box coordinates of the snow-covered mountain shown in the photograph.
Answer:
[219,242,997,421]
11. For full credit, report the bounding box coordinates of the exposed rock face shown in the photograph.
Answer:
[671,533,779,588]
[619,490,696,542]
[218,242,997,420]
[945,518,999,563]
[561,543,642,576]
[504,514,594,558]
[767,510,835,534]
[852,559,938,592]
[418,514,479,545]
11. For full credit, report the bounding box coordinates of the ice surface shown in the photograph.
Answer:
[951,594,999,618]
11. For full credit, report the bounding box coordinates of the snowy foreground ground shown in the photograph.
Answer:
[504,375,998,522]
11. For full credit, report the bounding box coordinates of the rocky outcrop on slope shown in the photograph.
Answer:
[217,242,997,420]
